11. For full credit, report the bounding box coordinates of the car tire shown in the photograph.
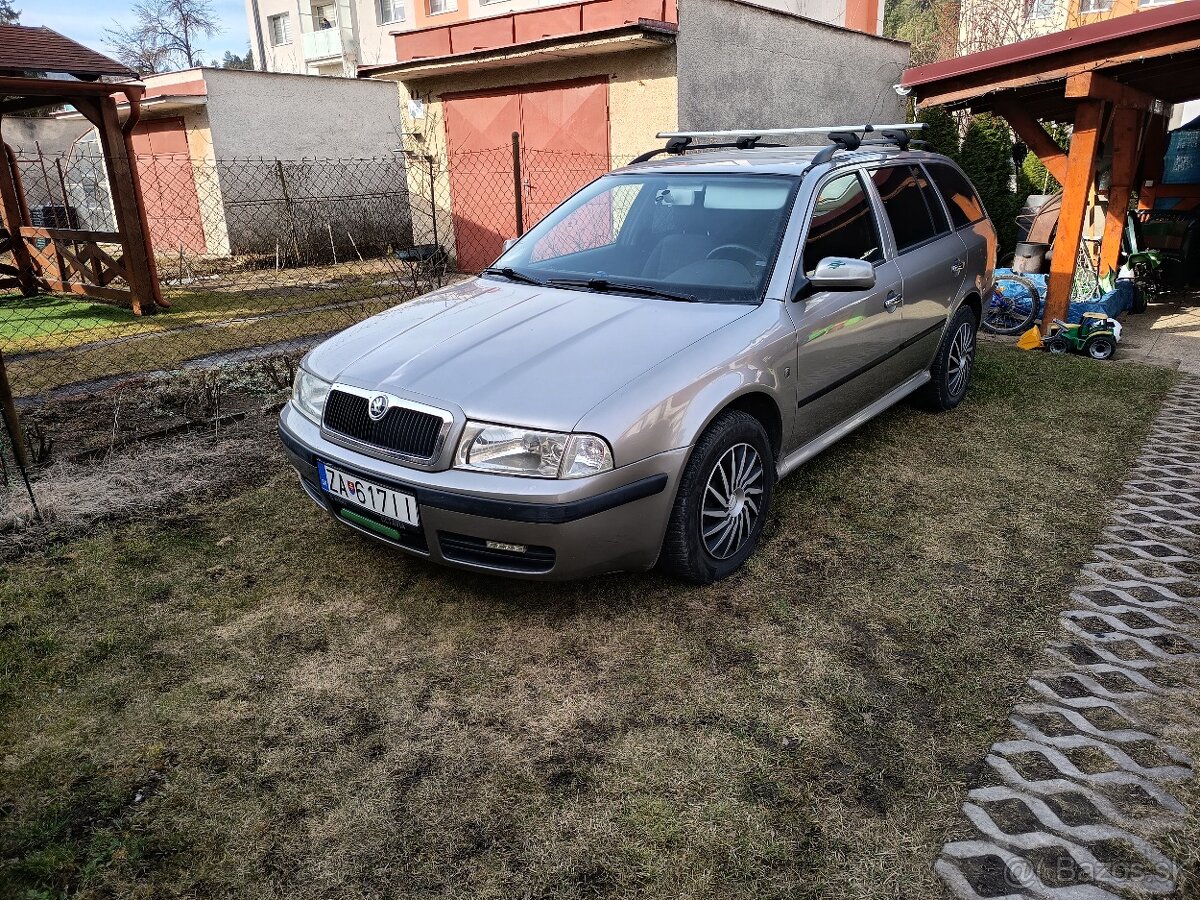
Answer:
[917,305,978,412]
[658,410,774,584]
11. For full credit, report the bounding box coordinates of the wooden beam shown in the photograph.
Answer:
[911,28,1200,109]
[0,141,38,296]
[1099,106,1142,277]
[994,101,1068,185]
[1064,72,1164,113]
[1044,100,1105,331]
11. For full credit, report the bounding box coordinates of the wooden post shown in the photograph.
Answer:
[77,94,164,315]
[1137,115,1170,212]
[1099,106,1143,277]
[511,131,525,237]
[0,139,38,296]
[1044,100,1105,331]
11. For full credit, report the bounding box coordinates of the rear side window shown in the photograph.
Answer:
[927,163,986,228]
[802,172,884,276]
[870,165,939,253]
[914,166,951,235]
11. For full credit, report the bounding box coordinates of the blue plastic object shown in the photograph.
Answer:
[993,268,1134,324]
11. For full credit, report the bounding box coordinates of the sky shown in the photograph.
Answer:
[22,0,253,64]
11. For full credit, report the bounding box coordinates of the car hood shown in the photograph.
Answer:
[308,278,755,431]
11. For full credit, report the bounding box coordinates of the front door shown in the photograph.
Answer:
[867,164,967,375]
[787,170,906,448]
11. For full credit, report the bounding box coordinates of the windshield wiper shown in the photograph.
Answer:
[547,277,697,303]
[482,266,545,286]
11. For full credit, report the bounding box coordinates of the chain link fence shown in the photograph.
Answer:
[0,140,628,521]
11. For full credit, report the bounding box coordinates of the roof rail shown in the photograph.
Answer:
[629,122,928,166]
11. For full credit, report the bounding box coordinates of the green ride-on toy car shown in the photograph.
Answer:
[1044,312,1122,360]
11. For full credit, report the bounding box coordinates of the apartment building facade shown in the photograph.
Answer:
[959,0,1189,55]
[246,0,888,76]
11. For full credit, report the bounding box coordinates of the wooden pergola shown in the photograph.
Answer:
[901,0,1200,329]
[0,25,164,316]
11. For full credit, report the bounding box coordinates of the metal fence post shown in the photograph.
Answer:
[511,131,524,237]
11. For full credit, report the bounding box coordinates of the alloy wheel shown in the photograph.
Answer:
[947,321,975,398]
[701,442,764,560]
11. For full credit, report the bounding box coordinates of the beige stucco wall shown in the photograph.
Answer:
[178,105,233,256]
[383,43,678,255]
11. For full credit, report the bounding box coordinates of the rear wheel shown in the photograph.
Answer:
[1085,334,1116,360]
[917,305,978,412]
[659,410,774,584]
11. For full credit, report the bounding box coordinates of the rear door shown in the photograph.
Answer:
[867,164,967,376]
[787,169,906,447]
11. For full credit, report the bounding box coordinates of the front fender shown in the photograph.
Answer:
[575,302,796,468]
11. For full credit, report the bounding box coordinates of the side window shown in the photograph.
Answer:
[927,164,987,229]
[870,165,938,253]
[802,172,884,276]
[914,166,950,235]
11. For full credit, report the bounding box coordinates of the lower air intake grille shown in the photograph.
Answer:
[323,390,444,460]
[437,532,556,574]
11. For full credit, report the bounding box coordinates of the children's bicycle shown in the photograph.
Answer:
[982,272,1041,335]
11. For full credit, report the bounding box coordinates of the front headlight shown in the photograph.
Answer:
[292,369,332,424]
[455,422,613,479]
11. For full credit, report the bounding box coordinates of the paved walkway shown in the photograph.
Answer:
[937,378,1200,899]
[1117,291,1200,375]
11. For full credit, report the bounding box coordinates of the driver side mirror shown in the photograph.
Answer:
[809,257,876,291]
[502,237,518,252]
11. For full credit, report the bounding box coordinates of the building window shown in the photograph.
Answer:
[378,0,405,22]
[1138,0,1174,6]
[1024,0,1056,18]
[268,12,291,45]
[427,0,457,14]
[1079,0,1113,11]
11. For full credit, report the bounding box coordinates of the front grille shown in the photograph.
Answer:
[437,532,556,574]
[323,390,444,460]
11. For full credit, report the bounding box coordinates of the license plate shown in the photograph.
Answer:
[318,461,419,527]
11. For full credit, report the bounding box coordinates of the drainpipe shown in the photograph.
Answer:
[250,0,268,71]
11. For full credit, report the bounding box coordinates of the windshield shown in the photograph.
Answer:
[489,173,800,304]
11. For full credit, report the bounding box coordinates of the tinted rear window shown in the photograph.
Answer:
[927,163,986,228]
[870,165,938,253]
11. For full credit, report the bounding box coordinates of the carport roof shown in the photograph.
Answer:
[900,0,1200,121]
[0,24,136,79]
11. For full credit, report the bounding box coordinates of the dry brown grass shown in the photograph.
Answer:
[0,345,1181,899]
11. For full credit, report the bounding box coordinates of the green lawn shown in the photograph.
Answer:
[0,295,135,342]
[0,346,1180,900]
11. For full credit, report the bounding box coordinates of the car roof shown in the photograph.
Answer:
[609,146,954,179]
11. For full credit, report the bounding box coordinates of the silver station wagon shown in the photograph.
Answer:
[279,124,996,583]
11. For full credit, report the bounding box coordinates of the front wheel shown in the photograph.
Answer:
[659,410,774,584]
[916,306,978,412]
[982,274,1040,335]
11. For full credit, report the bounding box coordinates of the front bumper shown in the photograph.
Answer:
[277,403,685,580]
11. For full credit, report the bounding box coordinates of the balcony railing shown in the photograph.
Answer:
[303,27,342,60]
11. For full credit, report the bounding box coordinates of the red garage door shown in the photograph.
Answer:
[443,78,610,272]
[130,118,208,256]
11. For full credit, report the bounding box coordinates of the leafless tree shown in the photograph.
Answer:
[105,0,222,75]
[956,0,1072,54]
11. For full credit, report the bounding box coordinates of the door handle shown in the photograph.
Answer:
[951,259,965,275]
[884,291,903,312]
